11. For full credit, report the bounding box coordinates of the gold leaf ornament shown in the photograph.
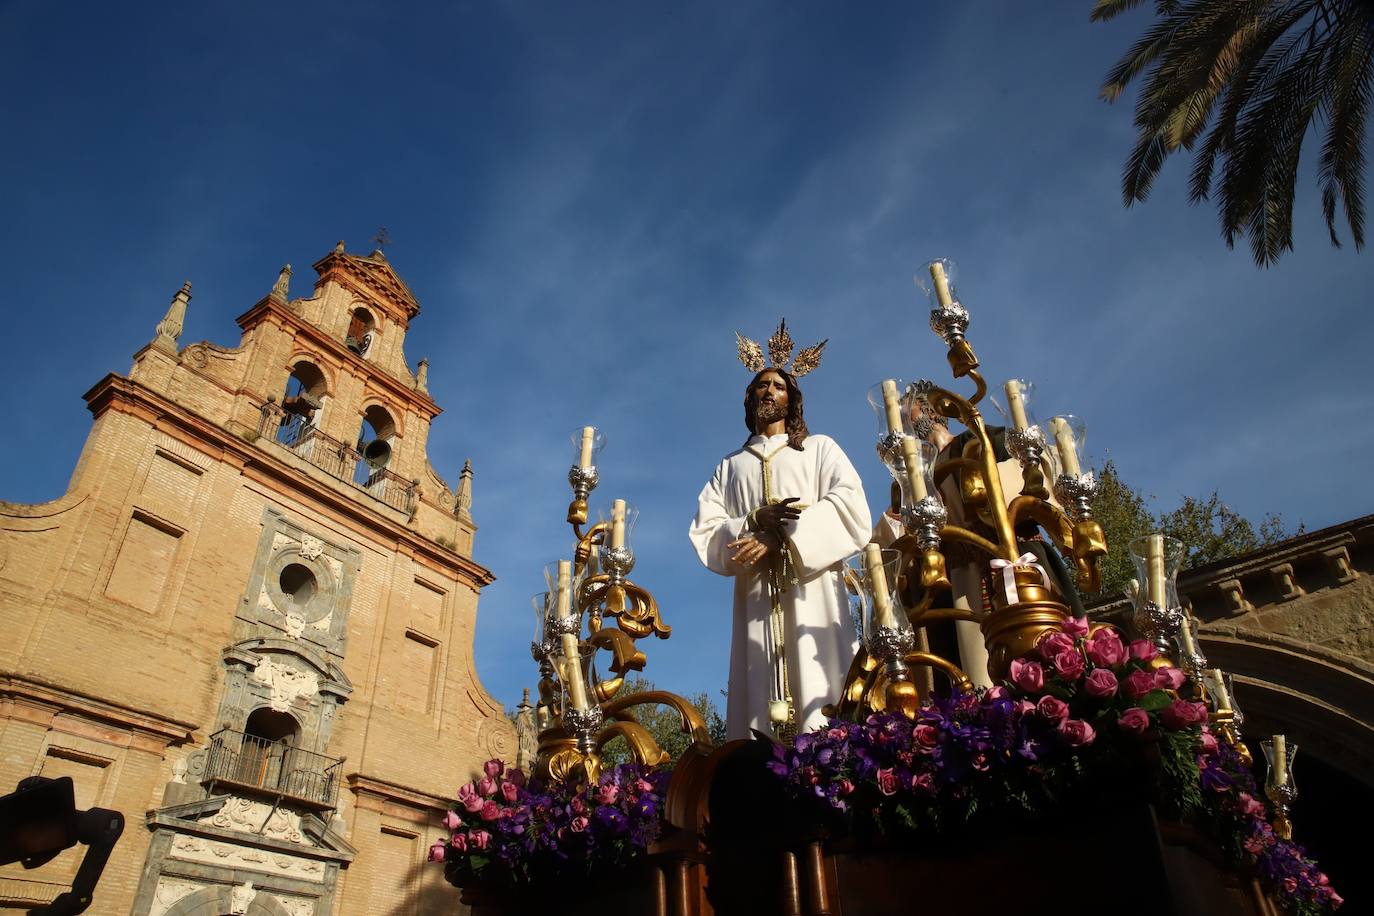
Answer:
[790,339,828,377]
[767,319,795,369]
[736,331,766,373]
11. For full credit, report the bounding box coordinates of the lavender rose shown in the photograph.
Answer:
[1057,718,1095,746]
[1085,629,1125,667]
[1010,658,1045,693]
[1117,707,1151,736]
[1083,667,1119,698]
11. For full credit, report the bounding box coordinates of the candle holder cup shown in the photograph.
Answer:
[1261,737,1299,840]
[566,427,606,525]
[597,503,638,614]
[1128,535,1187,659]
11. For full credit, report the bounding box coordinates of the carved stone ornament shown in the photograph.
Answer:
[207,796,306,844]
[298,535,325,561]
[284,613,306,639]
[230,882,257,915]
[251,657,320,712]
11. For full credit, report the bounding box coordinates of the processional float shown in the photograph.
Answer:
[525,256,1297,840]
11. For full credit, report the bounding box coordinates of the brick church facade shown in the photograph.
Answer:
[0,244,513,914]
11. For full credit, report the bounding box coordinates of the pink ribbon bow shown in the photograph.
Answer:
[989,553,1051,605]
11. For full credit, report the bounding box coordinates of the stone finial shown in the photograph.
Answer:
[270,263,292,302]
[455,458,473,520]
[416,357,429,393]
[153,282,192,353]
[334,240,345,254]
[519,687,532,709]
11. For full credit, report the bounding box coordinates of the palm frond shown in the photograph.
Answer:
[1317,14,1372,248]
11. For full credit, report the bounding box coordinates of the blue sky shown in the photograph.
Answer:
[2,2,1370,713]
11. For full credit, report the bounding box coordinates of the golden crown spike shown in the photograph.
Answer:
[736,319,827,377]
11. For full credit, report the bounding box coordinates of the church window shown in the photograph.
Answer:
[345,308,376,357]
[278,563,318,611]
[279,361,328,447]
[355,405,396,486]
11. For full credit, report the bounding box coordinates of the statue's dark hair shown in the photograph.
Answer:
[743,368,808,451]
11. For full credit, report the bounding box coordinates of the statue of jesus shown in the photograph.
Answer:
[689,323,871,740]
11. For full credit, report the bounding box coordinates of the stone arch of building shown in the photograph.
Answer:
[160,884,296,916]
[1199,626,1374,785]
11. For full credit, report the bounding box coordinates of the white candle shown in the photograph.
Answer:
[1204,669,1232,713]
[1003,379,1029,431]
[1179,613,1200,659]
[863,543,897,630]
[930,261,954,308]
[881,379,903,434]
[556,560,588,711]
[899,435,928,501]
[1147,534,1166,609]
[1052,417,1082,477]
[1272,734,1288,786]
[610,499,626,549]
[578,427,595,469]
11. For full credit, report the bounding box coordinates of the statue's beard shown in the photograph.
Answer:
[754,399,785,428]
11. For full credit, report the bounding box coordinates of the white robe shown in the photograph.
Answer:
[689,433,872,740]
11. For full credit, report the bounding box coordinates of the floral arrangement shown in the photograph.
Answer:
[767,619,1342,913]
[429,758,671,888]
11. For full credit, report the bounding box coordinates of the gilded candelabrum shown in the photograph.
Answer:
[534,430,710,785]
[833,258,1109,721]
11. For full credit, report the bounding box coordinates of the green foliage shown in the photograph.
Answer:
[1093,0,1372,265]
[598,676,726,767]
[1090,460,1299,597]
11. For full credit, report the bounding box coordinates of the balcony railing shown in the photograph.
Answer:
[203,729,342,810]
[259,403,415,515]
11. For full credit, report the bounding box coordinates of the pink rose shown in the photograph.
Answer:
[427,840,447,862]
[1009,658,1044,693]
[985,686,1009,701]
[1123,669,1156,700]
[1085,629,1125,668]
[1058,718,1095,746]
[1062,617,1090,638]
[1127,639,1158,662]
[479,800,501,821]
[1084,667,1119,698]
[506,769,527,788]
[501,781,519,803]
[442,810,462,831]
[911,772,933,792]
[450,833,468,852]
[1053,648,1085,681]
[483,759,504,778]
[457,782,478,802]
[635,778,654,793]
[1160,699,1207,730]
[1283,877,1298,894]
[1236,793,1265,818]
[570,815,590,833]
[914,724,939,749]
[1036,695,1069,722]
[1327,891,1343,908]
[462,794,484,814]
[597,784,619,805]
[470,829,490,850]
[876,767,899,796]
[476,776,497,797]
[837,778,855,797]
[1015,699,1037,717]
[1199,731,1219,756]
[1117,707,1151,736]
[1154,667,1186,691]
[1038,631,1075,661]
[972,752,991,772]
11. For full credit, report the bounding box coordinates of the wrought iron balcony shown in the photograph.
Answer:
[257,403,415,515]
[202,729,342,810]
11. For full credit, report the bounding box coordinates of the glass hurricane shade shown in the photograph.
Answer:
[846,547,911,651]
[1261,736,1298,791]
[531,591,553,644]
[597,501,639,554]
[570,426,607,469]
[989,379,1036,430]
[914,257,959,307]
[1127,534,1186,611]
[1044,414,1088,479]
